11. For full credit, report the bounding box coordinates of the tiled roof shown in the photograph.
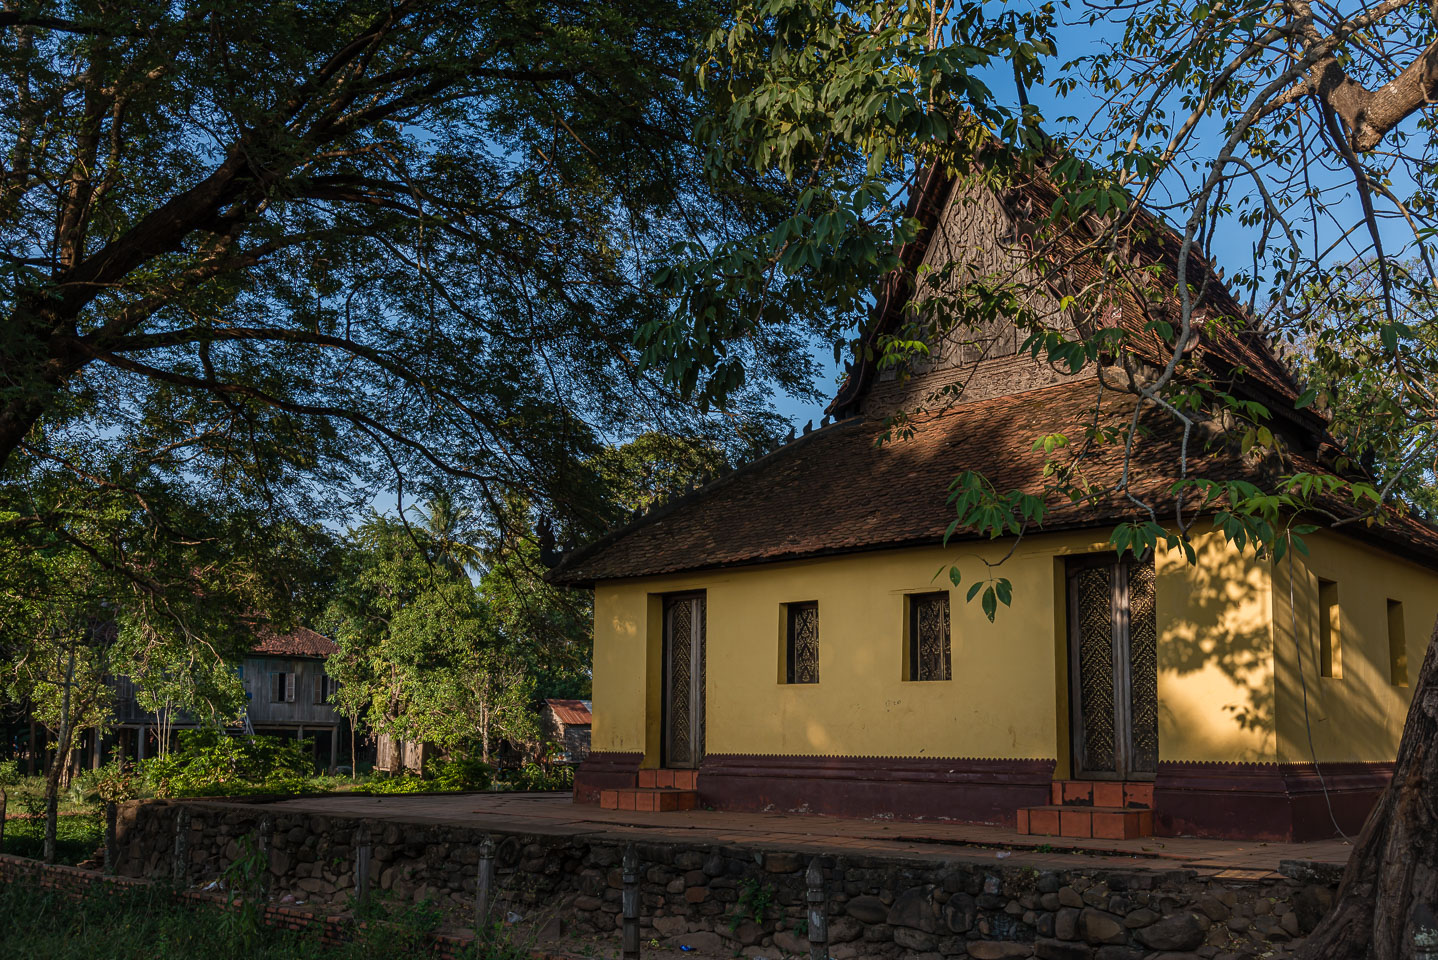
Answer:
[250,625,337,659]
[546,699,593,726]
[546,158,1438,585]
[548,380,1438,584]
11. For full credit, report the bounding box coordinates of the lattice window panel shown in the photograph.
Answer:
[667,600,694,765]
[1075,566,1116,771]
[909,593,952,681]
[786,602,820,684]
[1126,559,1159,774]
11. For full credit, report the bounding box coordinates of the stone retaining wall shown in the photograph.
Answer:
[0,852,516,960]
[116,799,1336,960]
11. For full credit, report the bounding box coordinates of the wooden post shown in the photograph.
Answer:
[355,844,372,905]
[256,814,273,900]
[171,807,191,886]
[355,836,372,907]
[329,726,339,774]
[0,785,7,853]
[475,836,495,936]
[621,842,640,960]
[103,802,118,876]
[806,857,828,960]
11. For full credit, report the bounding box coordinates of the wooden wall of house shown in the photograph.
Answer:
[561,723,591,763]
[112,656,338,730]
[241,656,339,727]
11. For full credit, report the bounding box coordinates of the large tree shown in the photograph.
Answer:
[0,0,811,573]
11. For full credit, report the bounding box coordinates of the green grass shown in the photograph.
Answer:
[4,774,102,817]
[0,879,536,959]
[1,813,103,864]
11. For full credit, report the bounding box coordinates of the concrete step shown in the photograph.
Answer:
[599,788,699,812]
[1017,805,1155,840]
[1049,780,1154,809]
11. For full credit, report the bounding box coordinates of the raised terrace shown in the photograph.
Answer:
[107,792,1354,959]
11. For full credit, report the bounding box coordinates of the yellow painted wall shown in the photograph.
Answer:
[591,526,1290,769]
[1154,531,1277,763]
[1271,529,1438,763]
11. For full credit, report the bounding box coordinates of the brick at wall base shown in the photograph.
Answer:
[0,853,580,960]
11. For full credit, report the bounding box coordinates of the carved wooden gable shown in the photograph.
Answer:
[860,180,1089,418]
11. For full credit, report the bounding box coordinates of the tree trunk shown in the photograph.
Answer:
[481,702,491,764]
[1299,617,1438,959]
[44,643,77,863]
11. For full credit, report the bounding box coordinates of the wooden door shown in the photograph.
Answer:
[1067,555,1159,780]
[662,594,706,768]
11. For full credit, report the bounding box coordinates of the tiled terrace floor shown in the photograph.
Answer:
[264,792,1353,881]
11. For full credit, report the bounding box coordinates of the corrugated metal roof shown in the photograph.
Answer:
[546,699,592,726]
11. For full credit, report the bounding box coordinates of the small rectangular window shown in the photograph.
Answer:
[1318,579,1341,679]
[908,592,951,681]
[1388,599,1408,687]
[273,672,295,703]
[785,602,820,684]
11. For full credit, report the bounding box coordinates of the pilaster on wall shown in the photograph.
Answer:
[572,751,643,805]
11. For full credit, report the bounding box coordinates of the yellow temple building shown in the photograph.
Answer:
[548,165,1438,842]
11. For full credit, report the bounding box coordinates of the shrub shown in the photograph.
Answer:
[354,755,493,796]
[356,774,432,795]
[430,756,493,791]
[496,762,573,792]
[141,728,318,798]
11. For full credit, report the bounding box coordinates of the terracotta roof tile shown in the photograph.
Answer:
[250,625,337,659]
[550,380,1438,584]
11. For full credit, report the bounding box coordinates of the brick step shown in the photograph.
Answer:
[637,769,699,790]
[1049,780,1154,809]
[1017,805,1154,840]
[599,788,699,812]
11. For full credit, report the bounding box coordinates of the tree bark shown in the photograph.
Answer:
[43,643,77,863]
[1299,617,1438,959]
